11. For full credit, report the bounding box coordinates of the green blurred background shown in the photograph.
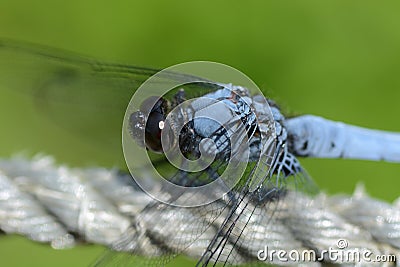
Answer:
[1,0,400,266]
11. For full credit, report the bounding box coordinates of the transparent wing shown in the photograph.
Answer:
[94,149,318,266]
[0,39,212,168]
[197,147,318,266]
[94,117,242,265]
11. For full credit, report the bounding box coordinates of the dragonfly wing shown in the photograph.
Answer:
[0,39,214,167]
[94,202,226,266]
[0,39,157,167]
[102,153,318,266]
[196,147,318,266]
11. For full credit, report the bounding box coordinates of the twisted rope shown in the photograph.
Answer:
[0,155,399,266]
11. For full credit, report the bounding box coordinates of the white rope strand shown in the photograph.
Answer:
[0,156,132,247]
[0,170,74,249]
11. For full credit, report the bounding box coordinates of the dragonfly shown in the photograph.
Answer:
[1,39,400,266]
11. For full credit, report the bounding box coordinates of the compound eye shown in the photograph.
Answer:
[145,110,165,153]
[138,96,168,153]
